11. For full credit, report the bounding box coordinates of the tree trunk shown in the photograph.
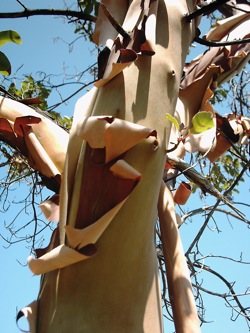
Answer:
[35,1,197,332]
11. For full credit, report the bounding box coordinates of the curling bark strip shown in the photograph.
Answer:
[0,96,68,178]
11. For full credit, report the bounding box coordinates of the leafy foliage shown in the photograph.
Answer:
[8,75,51,110]
[0,30,22,75]
[49,111,73,130]
[78,0,99,16]
[211,86,229,105]
[209,152,244,195]
[74,0,99,41]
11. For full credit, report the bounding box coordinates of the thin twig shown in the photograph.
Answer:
[194,36,250,47]
[192,262,250,322]
[182,205,249,224]
[48,79,96,111]
[185,164,248,255]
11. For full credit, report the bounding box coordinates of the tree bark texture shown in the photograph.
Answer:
[35,1,197,332]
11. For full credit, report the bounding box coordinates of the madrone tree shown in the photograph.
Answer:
[0,0,249,332]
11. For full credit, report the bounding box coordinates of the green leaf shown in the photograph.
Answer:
[0,30,22,47]
[166,113,180,131]
[0,51,11,75]
[189,111,215,134]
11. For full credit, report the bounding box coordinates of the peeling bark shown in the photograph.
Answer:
[35,1,197,332]
[12,1,199,332]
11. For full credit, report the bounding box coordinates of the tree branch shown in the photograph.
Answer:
[181,205,249,225]
[185,0,230,22]
[194,35,250,47]
[185,163,249,255]
[166,156,247,220]
[192,262,250,322]
[0,8,96,23]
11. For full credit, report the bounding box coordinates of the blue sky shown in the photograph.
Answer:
[0,1,249,332]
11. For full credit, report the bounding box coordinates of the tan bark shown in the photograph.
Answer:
[158,181,201,333]
[34,1,197,332]
[0,96,68,176]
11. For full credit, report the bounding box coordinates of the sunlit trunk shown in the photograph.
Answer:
[36,1,198,332]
